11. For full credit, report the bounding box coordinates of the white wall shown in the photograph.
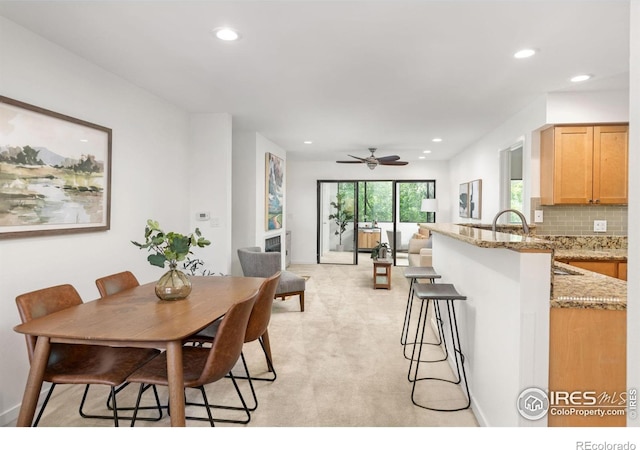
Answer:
[546,90,630,124]
[0,17,233,425]
[231,131,287,275]
[188,113,233,275]
[286,160,450,264]
[448,96,547,225]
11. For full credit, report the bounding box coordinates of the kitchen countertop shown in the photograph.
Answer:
[554,248,627,261]
[421,223,626,310]
[552,261,626,310]
[419,223,554,252]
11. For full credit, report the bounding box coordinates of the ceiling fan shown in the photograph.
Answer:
[336,148,409,170]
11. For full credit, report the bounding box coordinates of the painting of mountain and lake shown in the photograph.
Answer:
[0,96,111,238]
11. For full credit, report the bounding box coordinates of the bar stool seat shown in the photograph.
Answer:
[402,267,443,361]
[409,283,470,412]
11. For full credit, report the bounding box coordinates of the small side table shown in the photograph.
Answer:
[373,259,392,289]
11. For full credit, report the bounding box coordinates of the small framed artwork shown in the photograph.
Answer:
[265,152,284,230]
[469,179,482,219]
[0,96,111,239]
[459,182,469,218]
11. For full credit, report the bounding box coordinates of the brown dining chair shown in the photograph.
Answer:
[127,288,259,426]
[95,270,139,297]
[95,270,163,421]
[15,284,162,426]
[185,271,281,415]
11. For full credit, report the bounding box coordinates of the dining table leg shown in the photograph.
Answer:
[17,336,50,427]
[165,340,185,427]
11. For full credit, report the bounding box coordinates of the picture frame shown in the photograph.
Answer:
[458,182,469,218]
[469,179,482,219]
[265,152,284,230]
[0,96,111,239]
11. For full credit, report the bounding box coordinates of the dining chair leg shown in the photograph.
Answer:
[106,383,163,421]
[185,372,252,425]
[261,330,274,373]
[32,383,57,427]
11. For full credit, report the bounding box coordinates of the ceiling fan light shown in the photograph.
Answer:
[366,161,377,170]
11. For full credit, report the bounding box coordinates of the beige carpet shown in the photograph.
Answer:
[19,261,479,427]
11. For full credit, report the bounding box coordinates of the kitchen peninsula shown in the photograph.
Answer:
[421,223,554,427]
[420,223,627,427]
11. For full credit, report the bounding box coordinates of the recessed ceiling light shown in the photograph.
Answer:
[214,27,240,41]
[419,156,426,160]
[514,49,536,59]
[423,150,431,154]
[303,141,312,144]
[570,74,592,83]
[432,138,442,143]
[80,139,88,142]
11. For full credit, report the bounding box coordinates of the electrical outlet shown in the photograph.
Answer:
[593,220,607,232]
[534,210,544,223]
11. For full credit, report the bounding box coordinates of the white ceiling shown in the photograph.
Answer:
[0,0,630,163]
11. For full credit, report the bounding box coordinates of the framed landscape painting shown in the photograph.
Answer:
[265,152,283,230]
[0,96,111,239]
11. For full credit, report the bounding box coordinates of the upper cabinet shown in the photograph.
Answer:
[540,124,628,205]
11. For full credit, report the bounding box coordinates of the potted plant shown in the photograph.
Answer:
[370,241,389,260]
[328,191,354,251]
[132,219,211,300]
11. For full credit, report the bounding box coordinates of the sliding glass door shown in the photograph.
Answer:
[392,181,436,266]
[318,181,357,264]
[318,179,435,265]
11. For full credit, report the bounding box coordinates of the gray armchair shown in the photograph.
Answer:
[237,247,306,312]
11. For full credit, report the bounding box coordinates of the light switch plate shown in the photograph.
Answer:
[593,220,607,232]
[534,210,544,223]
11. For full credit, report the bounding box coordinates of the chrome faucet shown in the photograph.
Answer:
[492,209,530,235]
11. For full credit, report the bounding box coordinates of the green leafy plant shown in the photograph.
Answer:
[328,191,354,246]
[370,241,389,260]
[132,219,211,268]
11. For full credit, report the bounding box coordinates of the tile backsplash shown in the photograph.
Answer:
[530,198,628,236]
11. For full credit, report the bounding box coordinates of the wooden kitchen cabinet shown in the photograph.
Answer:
[357,228,381,250]
[549,307,626,427]
[556,259,626,280]
[540,125,628,205]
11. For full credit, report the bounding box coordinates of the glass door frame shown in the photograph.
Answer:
[317,180,359,265]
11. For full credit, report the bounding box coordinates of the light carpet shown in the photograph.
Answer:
[19,260,479,427]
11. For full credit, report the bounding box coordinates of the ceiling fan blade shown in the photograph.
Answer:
[376,155,401,162]
[347,154,368,162]
[379,160,409,166]
[336,160,365,163]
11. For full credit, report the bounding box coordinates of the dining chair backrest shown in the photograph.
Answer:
[197,289,259,386]
[244,271,281,344]
[95,271,140,297]
[15,284,83,362]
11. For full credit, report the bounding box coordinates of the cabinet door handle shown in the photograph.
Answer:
[595,199,600,204]
[588,199,593,203]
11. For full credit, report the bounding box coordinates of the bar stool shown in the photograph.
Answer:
[402,266,444,361]
[409,283,470,412]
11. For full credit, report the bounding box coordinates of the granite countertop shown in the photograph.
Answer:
[554,248,627,261]
[420,223,626,310]
[420,223,554,252]
[552,261,626,310]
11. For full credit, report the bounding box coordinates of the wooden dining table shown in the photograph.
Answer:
[13,275,265,427]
